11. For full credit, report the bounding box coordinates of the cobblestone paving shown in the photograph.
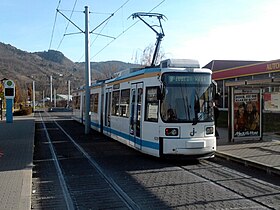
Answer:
[32,112,280,209]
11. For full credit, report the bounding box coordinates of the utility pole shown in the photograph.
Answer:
[50,75,53,109]
[84,6,91,134]
[32,81,35,112]
[56,6,112,134]
[57,6,91,134]
[54,88,57,108]
[67,80,70,108]
[43,90,45,108]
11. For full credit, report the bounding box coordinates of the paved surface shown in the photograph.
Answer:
[0,114,279,209]
[0,117,35,210]
[216,127,280,176]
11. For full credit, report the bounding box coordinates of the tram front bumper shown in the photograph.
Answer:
[162,137,216,156]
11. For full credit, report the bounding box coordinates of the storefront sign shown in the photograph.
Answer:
[213,59,280,80]
[266,62,280,71]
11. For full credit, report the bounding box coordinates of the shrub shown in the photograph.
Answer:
[13,107,33,116]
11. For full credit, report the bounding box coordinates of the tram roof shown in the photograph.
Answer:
[105,67,161,84]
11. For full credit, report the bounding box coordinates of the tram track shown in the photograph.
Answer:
[33,111,140,210]
[39,112,75,210]
[32,111,280,209]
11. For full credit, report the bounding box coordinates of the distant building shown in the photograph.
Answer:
[55,94,72,107]
[56,94,72,101]
[204,59,280,110]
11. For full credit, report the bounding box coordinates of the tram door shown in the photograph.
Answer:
[104,88,112,136]
[129,83,143,149]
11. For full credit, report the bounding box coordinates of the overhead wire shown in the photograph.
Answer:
[90,0,166,60]
[77,0,131,62]
[77,12,114,62]
[57,9,83,13]
[51,0,166,62]
[49,0,62,50]
[56,0,79,50]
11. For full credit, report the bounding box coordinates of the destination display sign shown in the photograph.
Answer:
[164,73,211,85]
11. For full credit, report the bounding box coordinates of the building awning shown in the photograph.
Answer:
[225,77,280,88]
[211,59,280,80]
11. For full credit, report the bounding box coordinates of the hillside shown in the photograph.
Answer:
[0,42,139,103]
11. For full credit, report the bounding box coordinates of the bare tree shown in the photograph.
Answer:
[135,44,165,66]
[14,81,22,106]
[94,63,119,80]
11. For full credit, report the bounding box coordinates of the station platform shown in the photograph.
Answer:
[0,115,279,209]
[216,128,280,176]
[0,117,34,210]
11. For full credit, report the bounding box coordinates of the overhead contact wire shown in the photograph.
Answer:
[49,0,62,49]
[91,0,166,60]
[79,0,131,61]
[57,0,79,50]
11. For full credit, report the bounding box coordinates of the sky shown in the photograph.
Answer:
[1,0,280,66]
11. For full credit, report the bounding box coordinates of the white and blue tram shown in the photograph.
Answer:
[72,59,216,158]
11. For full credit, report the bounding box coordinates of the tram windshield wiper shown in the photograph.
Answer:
[192,117,198,125]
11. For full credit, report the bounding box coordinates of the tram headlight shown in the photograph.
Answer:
[165,128,178,136]
[206,126,214,135]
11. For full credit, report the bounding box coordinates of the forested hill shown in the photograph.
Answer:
[0,42,139,102]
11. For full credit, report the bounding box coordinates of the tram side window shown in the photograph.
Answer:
[120,89,130,118]
[90,94,94,111]
[77,97,80,109]
[93,93,99,113]
[90,93,99,113]
[145,87,159,122]
[112,90,120,116]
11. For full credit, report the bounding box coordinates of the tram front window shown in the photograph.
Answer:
[160,72,214,123]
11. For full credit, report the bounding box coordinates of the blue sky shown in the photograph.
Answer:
[1,0,280,66]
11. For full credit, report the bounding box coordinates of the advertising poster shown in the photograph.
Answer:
[233,89,261,138]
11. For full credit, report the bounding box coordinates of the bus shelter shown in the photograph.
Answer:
[226,77,280,142]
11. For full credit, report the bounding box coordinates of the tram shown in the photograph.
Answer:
[72,59,216,158]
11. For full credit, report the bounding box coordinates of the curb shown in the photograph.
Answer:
[215,151,280,176]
